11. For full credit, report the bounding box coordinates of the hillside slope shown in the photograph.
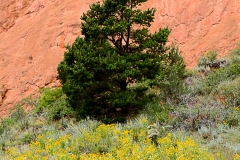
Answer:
[0,0,240,116]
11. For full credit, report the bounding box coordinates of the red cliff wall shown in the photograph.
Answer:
[0,0,240,116]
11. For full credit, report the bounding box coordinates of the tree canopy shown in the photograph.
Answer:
[57,0,185,121]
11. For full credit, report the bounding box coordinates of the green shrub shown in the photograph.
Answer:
[47,97,74,121]
[0,105,25,134]
[0,118,14,134]
[143,100,173,124]
[197,49,218,68]
[18,117,30,130]
[205,60,240,94]
[21,132,35,144]
[9,104,26,121]
[37,88,74,121]
[230,43,240,57]
[214,77,240,107]
[37,88,64,111]
[155,47,186,104]
[189,49,239,96]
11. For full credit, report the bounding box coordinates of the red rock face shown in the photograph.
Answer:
[0,0,240,116]
[148,0,240,68]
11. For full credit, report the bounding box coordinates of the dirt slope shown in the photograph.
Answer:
[0,0,240,116]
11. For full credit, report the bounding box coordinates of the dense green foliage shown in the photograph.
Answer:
[58,0,185,119]
[37,88,74,121]
[155,47,186,104]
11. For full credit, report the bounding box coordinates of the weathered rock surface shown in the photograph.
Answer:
[0,0,240,117]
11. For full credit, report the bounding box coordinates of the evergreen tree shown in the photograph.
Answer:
[57,0,185,120]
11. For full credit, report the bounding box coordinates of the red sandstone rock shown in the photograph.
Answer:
[0,0,239,117]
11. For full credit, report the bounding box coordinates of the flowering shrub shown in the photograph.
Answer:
[234,153,240,160]
[5,117,217,160]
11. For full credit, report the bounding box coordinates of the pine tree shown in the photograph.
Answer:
[57,0,185,120]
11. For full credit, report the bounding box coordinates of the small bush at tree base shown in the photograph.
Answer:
[37,88,74,121]
[37,88,64,111]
